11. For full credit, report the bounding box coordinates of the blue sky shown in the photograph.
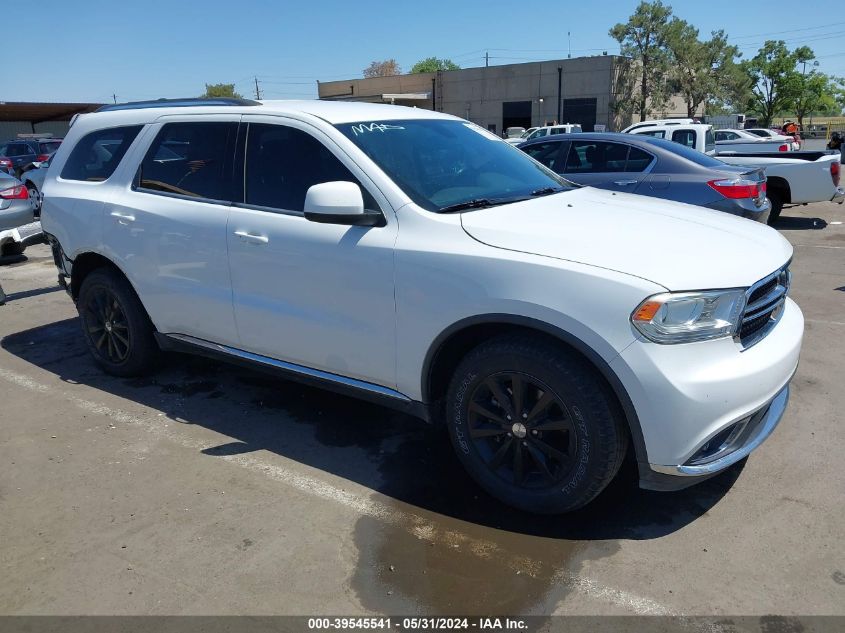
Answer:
[12,0,845,103]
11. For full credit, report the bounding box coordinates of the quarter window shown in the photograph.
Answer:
[625,147,653,172]
[244,123,375,212]
[138,122,236,201]
[61,125,143,182]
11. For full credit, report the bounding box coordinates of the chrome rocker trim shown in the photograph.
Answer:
[649,383,790,477]
[164,333,412,403]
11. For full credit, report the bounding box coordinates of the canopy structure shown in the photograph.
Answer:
[0,102,102,124]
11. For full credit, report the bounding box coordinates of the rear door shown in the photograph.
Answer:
[102,116,241,347]
[562,140,648,191]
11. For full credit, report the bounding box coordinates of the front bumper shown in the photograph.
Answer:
[610,298,803,490]
[649,382,789,477]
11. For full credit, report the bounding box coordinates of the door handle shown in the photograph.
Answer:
[233,230,269,245]
[110,211,135,224]
[613,180,638,186]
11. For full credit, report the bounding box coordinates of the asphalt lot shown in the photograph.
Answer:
[0,201,843,617]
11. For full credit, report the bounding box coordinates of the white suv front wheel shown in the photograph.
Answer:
[446,334,628,514]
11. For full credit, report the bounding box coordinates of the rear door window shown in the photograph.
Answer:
[625,147,654,172]
[60,125,143,182]
[636,130,665,139]
[138,122,237,201]
[671,129,697,149]
[565,140,629,174]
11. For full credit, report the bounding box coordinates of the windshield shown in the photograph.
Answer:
[337,119,573,212]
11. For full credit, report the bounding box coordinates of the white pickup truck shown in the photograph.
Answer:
[624,120,843,222]
[623,120,790,154]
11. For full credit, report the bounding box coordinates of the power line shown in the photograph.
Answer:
[728,20,845,41]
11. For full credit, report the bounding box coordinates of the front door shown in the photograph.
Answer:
[226,117,397,388]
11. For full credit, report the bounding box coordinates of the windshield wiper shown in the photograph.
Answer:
[438,198,497,213]
[530,186,565,197]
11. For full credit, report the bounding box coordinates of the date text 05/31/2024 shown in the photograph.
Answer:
[307,618,529,630]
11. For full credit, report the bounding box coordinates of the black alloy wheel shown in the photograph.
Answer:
[77,267,159,376]
[446,334,628,513]
[467,372,577,488]
[82,287,131,364]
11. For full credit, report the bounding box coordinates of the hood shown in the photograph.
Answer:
[460,187,792,291]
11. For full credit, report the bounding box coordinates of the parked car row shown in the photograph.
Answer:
[0,136,62,179]
[519,132,771,222]
[558,119,843,223]
[40,99,803,514]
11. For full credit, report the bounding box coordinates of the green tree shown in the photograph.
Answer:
[363,59,401,78]
[665,21,746,117]
[201,83,243,99]
[610,0,674,122]
[791,53,844,127]
[410,57,460,73]
[741,41,805,127]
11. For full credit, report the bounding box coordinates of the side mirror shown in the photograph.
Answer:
[303,181,384,227]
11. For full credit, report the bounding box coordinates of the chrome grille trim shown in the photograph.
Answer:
[736,263,791,349]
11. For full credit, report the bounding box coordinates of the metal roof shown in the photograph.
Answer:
[0,102,103,123]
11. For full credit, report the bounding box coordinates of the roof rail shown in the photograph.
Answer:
[96,97,260,112]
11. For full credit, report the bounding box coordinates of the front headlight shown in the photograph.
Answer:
[631,289,746,344]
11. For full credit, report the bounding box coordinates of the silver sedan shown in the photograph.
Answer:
[0,171,35,235]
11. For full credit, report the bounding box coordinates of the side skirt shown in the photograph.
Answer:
[154,333,431,422]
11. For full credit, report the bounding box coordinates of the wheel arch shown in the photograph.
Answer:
[766,176,790,204]
[421,314,648,466]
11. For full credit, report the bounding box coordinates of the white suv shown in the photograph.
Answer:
[41,99,803,513]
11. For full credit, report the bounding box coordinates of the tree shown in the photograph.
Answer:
[410,57,461,73]
[665,21,746,117]
[610,0,674,121]
[201,83,243,99]
[791,53,844,127]
[363,59,401,78]
[741,40,804,127]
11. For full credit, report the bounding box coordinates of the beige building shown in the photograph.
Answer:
[318,55,694,134]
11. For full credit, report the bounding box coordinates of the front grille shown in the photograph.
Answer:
[738,265,790,348]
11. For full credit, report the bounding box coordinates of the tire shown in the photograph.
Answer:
[25,182,41,217]
[446,334,628,514]
[766,192,784,225]
[1,239,25,257]
[77,267,159,376]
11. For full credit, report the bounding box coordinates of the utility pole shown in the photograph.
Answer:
[254,76,262,100]
[112,94,117,104]
[485,51,489,67]
[568,32,571,58]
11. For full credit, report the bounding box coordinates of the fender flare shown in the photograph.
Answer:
[421,313,649,466]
